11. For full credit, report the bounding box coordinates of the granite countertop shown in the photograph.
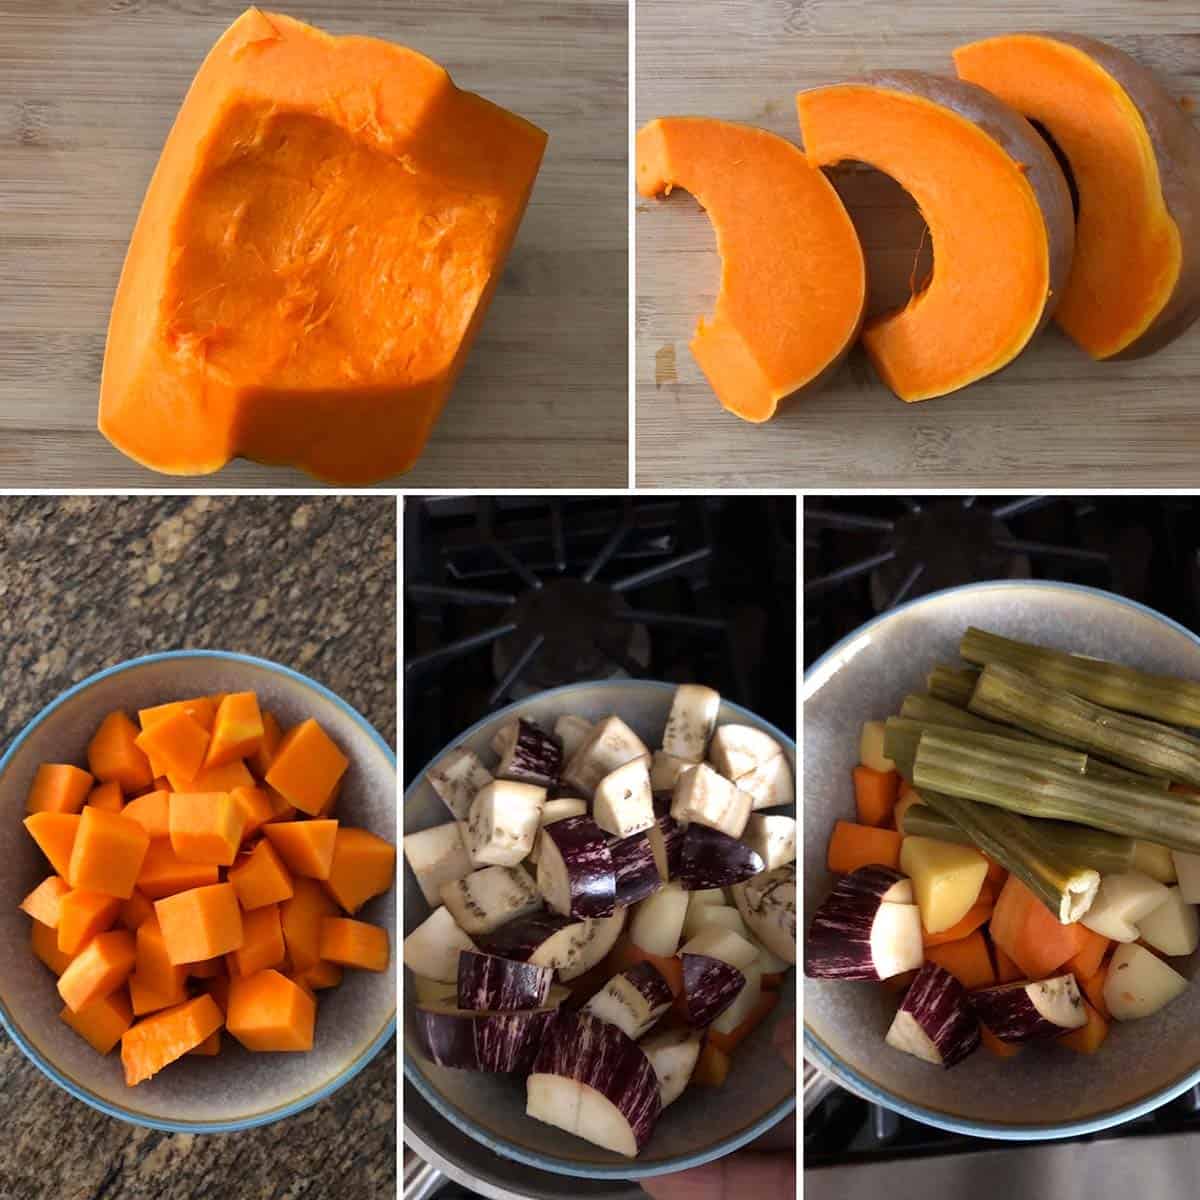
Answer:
[0,496,397,1200]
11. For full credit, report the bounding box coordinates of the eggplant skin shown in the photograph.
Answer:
[968,975,1085,1042]
[681,952,745,1026]
[835,864,909,903]
[805,887,889,980]
[900,962,980,1067]
[457,949,552,1012]
[611,830,664,905]
[542,815,617,918]
[624,960,676,1011]
[679,823,765,890]
[500,720,564,787]
[415,1006,556,1072]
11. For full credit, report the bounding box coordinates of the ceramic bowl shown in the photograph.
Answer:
[804,580,1200,1138]
[0,650,396,1132]
[403,679,797,1179]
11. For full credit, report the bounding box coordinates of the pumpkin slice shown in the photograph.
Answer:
[636,117,865,421]
[954,33,1200,360]
[99,8,547,484]
[796,71,1074,401]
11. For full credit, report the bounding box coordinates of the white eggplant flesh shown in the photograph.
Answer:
[687,887,727,910]
[670,763,752,839]
[416,1000,556,1073]
[741,813,797,870]
[465,780,546,867]
[403,906,477,983]
[490,720,518,758]
[538,815,616,919]
[1136,886,1200,957]
[640,1028,702,1107]
[681,903,753,945]
[747,932,792,975]
[457,949,553,1012]
[859,720,895,773]
[647,812,683,882]
[497,719,563,788]
[562,716,651,797]
[439,865,541,936]
[557,908,628,981]
[426,747,494,821]
[554,715,594,763]
[593,758,655,838]
[735,753,795,812]
[584,961,675,1040]
[968,975,1086,1042]
[661,684,721,763]
[708,724,783,781]
[402,820,474,907]
[412,975,457,1005]
[886,962,979,1067]
[1105,942,1189,1020]
[1172,850,1200,903]
[1133,841,1178,884]
[629,882,690,957]
[1081,871,1169,943]
[710,960,763,1035]
[733,863,797,965]
[476,911,592,973]
[650,750,692,795]
[529,796,589,863]
[678,924,759,972]
[611,830,664,906]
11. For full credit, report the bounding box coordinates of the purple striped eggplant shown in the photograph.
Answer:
[611,830,664,906]
[457,949,553,1012]
[680,952,746,1027]
[558,908,629,982]
[968,976,1087,1042]
[640,1028,703,1107]
[735,862,796,965]
[885,962,980,1067]
[584,961,674,1039]
[647,811,684,882]
[415,1001,557,1072]
[538,814,616,918]
[476,911,591,973]
[497,719,563,787]
[678,823,765,890]
[526,1012,662,1157]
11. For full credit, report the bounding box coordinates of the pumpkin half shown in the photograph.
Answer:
[954,33,1200,360]
[636,116,866,422]
[99,8,547,483]
[797,71,1075,402]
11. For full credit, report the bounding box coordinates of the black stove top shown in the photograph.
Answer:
[804,493,1200,1164]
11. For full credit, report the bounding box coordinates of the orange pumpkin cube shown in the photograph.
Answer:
[135,708,211,784]
[121,995,224,1086]
[58,890,122,955]
[248,711,283,778]
[138,697,217,733]
[23,812,81,878]
[280,877,339,973]
[232,903,286,977]
[58,929,136,1013]
[168,792,246,865]
[324,827,396,914]
[136,915,189,998]
[60,987,133,1055]
[86,780,125,813]
[122,790,171,840]
[155,882,244,964]
[188,1031,221,1056]
[226,969,316,1052]
[88,711,153,793]
[319,917,389,972]
[299,959,344,990]
[265,719,348,816]
[118,890,156,933]
[205,692,264,768]
[188,957,225,979]
[32,919,75,975]
[136,840,220,899]
[230,785,274,840]
[129,971,188,1016]
[19,875,71,928]
[228,839,294,910]
[68,807,151,899]
[203,974,231,1017]
[262,819,338,880]
[168,758,254,795]
[26,763,95,815]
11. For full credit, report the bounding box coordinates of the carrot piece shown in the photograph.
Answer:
[23,812,81,878]
[319,917,389,972]
[692,1042,732,1086]
[57,929,136,1013]
[139,697,217,734]
[58,890,121,955]
[707,990,780,1054]
[323,827,397,913]
[925,930,996,990]
[298,959,343,991]
[136,840,220,899]
[604,936,684,996]
[226,969,316,1051]
[155,883,244,964]
[205,691,265,768]
[86,781,125,813]
[60,988,133,1055]
[68,807,151,899]
[989,875,1087,980]
[279,877,339,974]
[852,765,901,828]
[121,995,224,1085]
[262,819,339,880]
[135,708,211,784]
[188,1031,222,1056]
[31,919,75,975]
[992,943,1024,984]
[168,759,254,795]
[232,904,286,977]
[228,839,295,910]
[922,900,994,947]
[135,915,189,999]
[88,711,154,793]
[266,719,349,817]
[248,710,284,779]
[1058,998,1109,1054]
[826,820,902,874]
[1067,927,1111,981]
[168,792,246,866]
[979,1023,1021,1058]
[1080,965,1111,1021]
[19,876,71,928]
[122,790,172,840]
[26,763,94,815]
[129,971,188,1016]
[230,785,274,841]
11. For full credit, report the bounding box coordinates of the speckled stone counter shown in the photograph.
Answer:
[0,496,397,1200]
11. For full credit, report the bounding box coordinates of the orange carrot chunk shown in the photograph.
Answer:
[60,988,134,1055]
[992,943,1025,984]
[1067,926,1111,982]
[852,765,901,828]
[925,930,996,990]
[826,820,902,874]
[120,995,224,1085]
[88,711,154,793]
[226,969,316,1052]
[1080,964,1111,1021]
[280,878,340,974]
[23,812,81,878]
[26,763,95,815]
[232,904,286,977]
[691,1042,731,1086]
[19,875,71,928]
[228,839,295,910]
[990,875,1087,980]
[922,899,993,948]
[262,819,339,880]
[58,890,122,955]
[205,691,265,768]
[155,882,244,964]
[1058,999,1109,1054]
[604,936,685,997]
[68,807,151,899]
[128,970,189,1016]
[706,990,780,1054]
[319,917,389,971]
[323,827,396,914]
[168,792,246,866]
[58,929,137,1013]
[136,841,220,899]
[265,719,349,817]
[135,708,211,784]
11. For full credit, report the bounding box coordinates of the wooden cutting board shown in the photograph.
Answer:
[0,0,627,487]
[635,0,1200,488]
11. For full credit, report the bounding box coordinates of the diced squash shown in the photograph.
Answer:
[136,840,220,899]
[60,988,134,1055]
[155,883,244,964]
[168,792,246,866]
[266,720,348,817]
[139,697,217,733]
[299,959,343,991]
[32,919,75,975]
[990,875,1088,980]
[58,891,121,955]
[925,930,996,990]
[188,1031,221,1056]
[58,929,136,1013]
[26,763,94,815]
[86,781,125,813]
[826,820,902,874]
[118,890,155,933]
[23,812,80,878]
[1058,999,1109,1054]
[19,876,71,928]
[262,819,338,880]
[232,904,286,977]
[319,917,389,971]
[206,692,264,768]
[167,759,254,795]
[135,708,211,784]
[122,790,172,840]
[980,1023,1021,1058]
[136,916,189,999]
[230,786,274,840]
[188,957,225,980]
[323,827,396,913]
[280,877,340,974]
[129,971,188,1016]
[706,990,779,1054]
[228,839,295,910]
[852,765,901,828]
[121,995,224,1086]
[248,711,283,778]
[68,807,150,899]
[1080,964,1111,1020]
[226,969,316,1052]
[691,1041,731,1086]
[1067,926,1111,981]
[88,711,153,793]
[922,899,993,947]
[899,836,988,934]
[992,943,1024,984]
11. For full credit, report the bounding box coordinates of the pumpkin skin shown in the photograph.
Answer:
[99,8,546,483]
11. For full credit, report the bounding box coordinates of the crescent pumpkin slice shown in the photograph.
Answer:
[797,71,1075,402]
[636,117,866,422]
[955,33,1200,360]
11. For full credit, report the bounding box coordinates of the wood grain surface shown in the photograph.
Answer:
[635,0,1200,489]
[0,0,628,488]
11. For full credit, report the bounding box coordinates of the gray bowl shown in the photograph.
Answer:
[403,679,796,1179]
[804,581,1200,1137]
[0,651,397,1132]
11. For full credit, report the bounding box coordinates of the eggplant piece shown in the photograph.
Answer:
[491,720,518,758]
[425,747,494,821]
[679,822,765,890]
[741,813,797,870]
[629,881,690,956]
[681,902,751,944]
[735,754,794,812]
[457,948,552,1012]
[594,758,655,838]
[538,815,616,919]
[529,796,589,864]
[557,908,629,982]
[670,763,752,839]
[497,719,563,788]
[402,906,477,983]
[969,975,1087,1041]
[680,952,745,1027]
[477,910,591,973]
[439,865,541,936]
[711,960,764,1035]
[402,820,474,907]
[650,750,692,796]
[804,866,921,981]
[733,862,796,965]
[415,1000,557,1073]
[611,830,664,906]
[465,780,546,867]
[709,724,783,781]
[526,1012,662,1157]
[562,716,651,797]
[584,961,675,1039]
[662,684,721,763]
[412,974,456,1005]
[554,715,594,763]
[647,811,684,882]
[886,962,980,1067]
[679,924,759,971]
[640,1027,702,1107]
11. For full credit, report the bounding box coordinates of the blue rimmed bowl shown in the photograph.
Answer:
[804,581,1200,1139]
[0,650,396,1132]
[403,679,797,1180]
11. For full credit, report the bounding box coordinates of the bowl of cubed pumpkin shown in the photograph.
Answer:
[0,650,397,1131]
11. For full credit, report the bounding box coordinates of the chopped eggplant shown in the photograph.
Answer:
[611,830,664,906]
[650,750,692,796]
[465,780,546,867]
[1105,942,1189,1019]
[681,902,752,944]
[831,863,914,905]
[411,974,456,1005]
[678,924,759,971]
[885,962,980,1067]
[497,719,563,788]
[680,952,745,1027]
[629,881,690,957]
[968,975,1087,1041]
[594,758,656,838]
[415,1000,556,1073]
[538,815,617,919]
[647,811,684,882]
[735,753,794,811]
[426,747,494,821]
[402,820,474,907]
[741,813,797,870]
[491,720,518,758]
[529,796,589,863]
[584,961,675,1039]
[554,715,595,763]
[547,983,571,1008]
[662,684,721,763]
[439,865,541,936]
[562,715,651,797]
[708,724,784,781]
[476,911,591,973]
[640,1027,702,1107]
[746,930,792,975]
[526,1012,662,1157]
[678,822,765,890]
[670,763,752,839]
[557,908,629,982]
[457,949,553,1012]
[1137,885,1200,957]
[733,863,796,965]
[402,905,477,983]
[710,960,763,1035]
